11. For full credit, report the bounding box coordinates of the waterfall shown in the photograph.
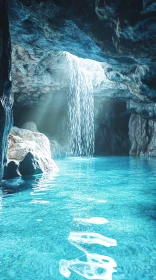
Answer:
[66,53,95,156]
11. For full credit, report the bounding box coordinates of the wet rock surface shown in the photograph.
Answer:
[129,114,156,156]
[19,152,43,176]
[5,126,58,178]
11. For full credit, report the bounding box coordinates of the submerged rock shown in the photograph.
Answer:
[7,126,58,177]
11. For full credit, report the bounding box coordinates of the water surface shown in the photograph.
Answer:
[0,157,156,280]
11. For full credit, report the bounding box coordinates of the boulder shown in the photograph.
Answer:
[3,161,20,180]
[21,121,38,132]
[7,126,58,176]
[19,152,42,176]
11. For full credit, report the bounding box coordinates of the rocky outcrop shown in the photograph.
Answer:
[129,114,156,156]
[0,0,13,180]
[4,126,58,178]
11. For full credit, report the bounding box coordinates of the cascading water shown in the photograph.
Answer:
[66,53,95,156]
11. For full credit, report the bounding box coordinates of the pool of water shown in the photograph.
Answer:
[0,156,156,280]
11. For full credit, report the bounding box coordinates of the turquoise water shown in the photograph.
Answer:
[0,157,156,280]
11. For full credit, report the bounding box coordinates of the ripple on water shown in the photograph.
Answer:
[73,217,109,225]
[1,157,155,280]
[68,232,117,248]
[60,253,117,279]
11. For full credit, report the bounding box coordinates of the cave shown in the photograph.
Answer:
[0,0,156,279]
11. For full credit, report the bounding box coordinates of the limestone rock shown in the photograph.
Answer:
[147,120,156,157]
[129,114,156,156]
[8,126,58,174]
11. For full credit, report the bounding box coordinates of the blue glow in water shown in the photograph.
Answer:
[0,157,156,280]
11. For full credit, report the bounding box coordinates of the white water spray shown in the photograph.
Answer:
[66,53,104,156]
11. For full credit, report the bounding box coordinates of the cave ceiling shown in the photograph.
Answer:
[8,0,156,111]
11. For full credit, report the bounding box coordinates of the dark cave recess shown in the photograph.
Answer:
[19,0,144,25]
[13,98,130,156]
[95,99,130,156]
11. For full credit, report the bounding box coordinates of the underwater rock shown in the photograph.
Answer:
[129,114,156,156]
[7,126,58,175]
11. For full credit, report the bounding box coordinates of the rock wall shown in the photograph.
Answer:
[0,0,13,180]
[129,114,156,157]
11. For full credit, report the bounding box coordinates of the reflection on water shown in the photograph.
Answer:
[60,230,117,279]
[2,170,58,195]
[69,232,117,248]
[60,254,117,280]
[59,158,117,279]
